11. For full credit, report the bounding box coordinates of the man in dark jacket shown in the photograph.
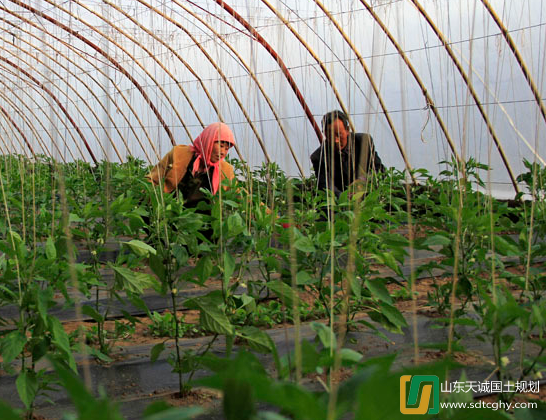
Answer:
[311,110,384,198]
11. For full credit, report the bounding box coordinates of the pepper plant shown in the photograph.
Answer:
[0,231,77,418]
[142,181,212,396]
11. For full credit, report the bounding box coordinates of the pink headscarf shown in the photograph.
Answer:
[190,122,235,194]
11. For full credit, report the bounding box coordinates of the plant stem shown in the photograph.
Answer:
[170,287,184,395]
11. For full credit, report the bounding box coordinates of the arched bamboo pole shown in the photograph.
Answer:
[8,0,176,149]
[0,55,96,163]
[260,1,353,124]
[410,0,520,194]
[138,0,271,164]
[213,0,324,144]
[357,0,462,165]
[119,1,240,163]
[172,0,305,176]
[0,115,13,155]
[0,34,114,161]
[0,121,25,158]
[0,105,35,156]
[0,70,78,162]
[102,0,207,130]
[100,1,253,165]
[453,43,545,165]
[62,0,194,143]
[0,79,54,159]
[0,84,55,160]
[0,10,158,162]
[299,0,413,174]
[0,106,32,157]
[0,122,11,155]
[68,0,242,163]
[480,0,546,126]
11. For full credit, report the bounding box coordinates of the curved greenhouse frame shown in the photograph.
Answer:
[0,0,543,196]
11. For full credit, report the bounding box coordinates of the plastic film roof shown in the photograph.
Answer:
[0,0,545,197]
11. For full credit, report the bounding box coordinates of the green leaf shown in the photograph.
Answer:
[298,339,321,374]
[372,252,401,275]
[293,237,315,253]
[0,285,17,301]
[80,397,124,420]
[45,236,56,260]
[433,317,479,327]
[124,240,156,257]
[200,305,234,335]
[357,319,391,342]
[50,316,77,371]
[36,288,53,324]
[5,230,25,260]
[151,342,165,363]
[365,279,392,304]
[224,377,255,420]
[49,357,95,414]
[121,310,141,325]
[85,345,113,363]
[222,199,239,208]
[501,334,515,353]
[69,213,84,223]
[378,302,407,329]
[296,271,316,286]
[1,330,27,364]
[237,327,272,353]
[82,305,104,323]
[237,294,256,313]
[532,303,545,327]
[143,401,172,417]
[111,265,158,294]
[311,322,335,349]
[423,234,451,247]
[340,348,363,364]
[185,295,234,335]
[495,235,520,256]
[172,244,188,266]
[16,371,38,409]
[223,251,236,290]
[265,281,300,307]
[0,399,21,420]
[227,213,245,237]
[149,253,166,282]
[193,255,213,285]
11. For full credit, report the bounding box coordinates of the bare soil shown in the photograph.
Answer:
[150,388,221,408]
[63,309,201,350]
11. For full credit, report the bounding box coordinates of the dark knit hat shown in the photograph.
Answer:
[321,110,350,131]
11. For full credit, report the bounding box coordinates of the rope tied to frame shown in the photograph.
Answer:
[420,99,433,143]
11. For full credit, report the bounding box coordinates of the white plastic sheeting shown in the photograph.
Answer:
[0,0,544,197]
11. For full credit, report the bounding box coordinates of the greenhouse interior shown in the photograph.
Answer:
[0,0,545,419]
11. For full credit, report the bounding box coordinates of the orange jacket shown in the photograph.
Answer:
[146,145,235,194]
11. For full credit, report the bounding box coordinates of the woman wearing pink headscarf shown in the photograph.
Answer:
[147,122,236,206]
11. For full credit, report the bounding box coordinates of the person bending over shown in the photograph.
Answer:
[147,122,236,206]
[310,110,384,198]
